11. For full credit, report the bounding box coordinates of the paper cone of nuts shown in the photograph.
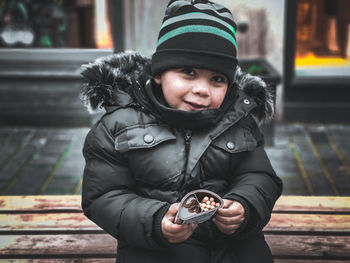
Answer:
[175,189,223,224]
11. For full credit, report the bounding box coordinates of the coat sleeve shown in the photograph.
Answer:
[81,120,169,249]
[223,122,283,231]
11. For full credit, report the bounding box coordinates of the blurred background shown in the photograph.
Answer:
[0,0,349,196]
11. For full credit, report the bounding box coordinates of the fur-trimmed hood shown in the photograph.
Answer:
[80,51,274,125]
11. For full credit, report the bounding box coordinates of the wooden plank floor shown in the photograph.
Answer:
[0,123,349,196]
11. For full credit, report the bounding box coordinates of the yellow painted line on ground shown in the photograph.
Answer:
[38,142,73,195]
[72,177,83,195]
[307,136,340,196]
[289,138,314,195]
[279,174,305,179]
[0,132,13,150]
[2,147,41,195]
[328,137,350,176]
[0,137,30,172]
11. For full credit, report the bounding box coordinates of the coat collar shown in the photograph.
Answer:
[80,51,274,126]
[183,90,256,175]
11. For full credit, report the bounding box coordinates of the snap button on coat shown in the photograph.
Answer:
[144,134,154,144]
[226,141,235,150]
[243,99,250,105]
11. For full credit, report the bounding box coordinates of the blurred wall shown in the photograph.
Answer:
[123,0,284,73]
[123,0,167,56]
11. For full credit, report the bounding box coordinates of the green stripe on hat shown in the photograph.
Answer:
[157,25,237,50]
[161,12,236,35]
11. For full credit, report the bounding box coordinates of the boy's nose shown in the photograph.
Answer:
[191,79,210,97]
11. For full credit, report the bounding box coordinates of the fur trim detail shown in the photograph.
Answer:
[80,51,150,112]
[234,66,275,125]
[79,51,275,124]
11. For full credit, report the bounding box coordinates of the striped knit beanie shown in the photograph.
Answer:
[151,0,238,84]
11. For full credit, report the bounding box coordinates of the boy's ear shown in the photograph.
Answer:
[154,75,162,85]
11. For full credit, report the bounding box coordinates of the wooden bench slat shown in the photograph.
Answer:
[266,213,350,232]
[0,196,81,212]
[0,259,116,263]
[0,234,116,257]
[1,234,349,260]
[273,196,350,213]
[1,213,349,233]
[1,195,349,213]
[275,260,346,263]
[0,213,99,232]
[266,235,350,258]
[2,260,343,263]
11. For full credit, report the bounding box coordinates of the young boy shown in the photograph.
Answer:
[80,0,282,262]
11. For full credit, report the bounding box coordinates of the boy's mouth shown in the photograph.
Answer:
[185,101,208,111]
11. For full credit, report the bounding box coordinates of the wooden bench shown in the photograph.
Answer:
[0,195,349,262]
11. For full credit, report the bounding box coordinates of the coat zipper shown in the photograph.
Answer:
[183,129,192,173]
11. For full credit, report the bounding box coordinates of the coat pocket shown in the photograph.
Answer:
[115,124,176,153]
[211,127,257,154]
[114,124,181,186]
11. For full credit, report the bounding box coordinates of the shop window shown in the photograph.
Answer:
[0,0,114,49]
[295,0,350,77]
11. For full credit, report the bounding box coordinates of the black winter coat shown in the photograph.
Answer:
[80,52,283,263]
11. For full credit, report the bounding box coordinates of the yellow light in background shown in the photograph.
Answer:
[95,0,113,49]
[296,53,350,68]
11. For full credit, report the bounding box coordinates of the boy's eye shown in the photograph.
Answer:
[181,68,195,76]
[212,75,227,83]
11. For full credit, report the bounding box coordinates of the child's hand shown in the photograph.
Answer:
[161,203,197,243]
[212,199,245,235]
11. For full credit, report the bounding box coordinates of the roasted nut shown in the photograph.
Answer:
[183,193,221,216]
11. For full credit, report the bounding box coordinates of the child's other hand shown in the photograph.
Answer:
[212,199,245,235]
[161,203,197,243]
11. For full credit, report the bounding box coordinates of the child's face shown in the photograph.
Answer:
[154,68,228,112]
